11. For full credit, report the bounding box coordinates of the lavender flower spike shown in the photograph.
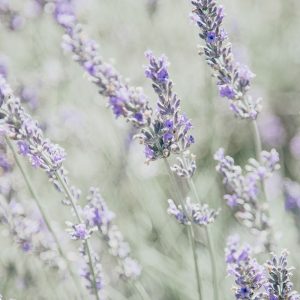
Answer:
[215,148,279,250]
[225,236,266,299]
[189,0,261,119]
[135,51,194,161]
[54,0,152,128]
[263,250,300,300]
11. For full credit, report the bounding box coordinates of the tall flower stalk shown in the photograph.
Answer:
[188,0,278,250]
[144,51,219,299]
[164,158,203,300]
[5,137,83,296]
[0,74,103,299]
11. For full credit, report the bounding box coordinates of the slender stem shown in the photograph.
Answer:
[252,120,262,162]
[163,159,203,300]
[5,137,83,298]
[189,178,219,300]
[54,170,100,300]
[252,120,268,201]
[252,119,275,251]
[188,223,203,300]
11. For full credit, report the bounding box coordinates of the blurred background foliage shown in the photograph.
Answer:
[1,0,300,299]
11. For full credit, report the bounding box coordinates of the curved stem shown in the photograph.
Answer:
[189,178,219,300]
[5,137,83,299]
[163,159,203,300]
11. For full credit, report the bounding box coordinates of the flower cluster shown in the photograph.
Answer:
[214,148,279,249]
[84,188,141,280]
[226,239,300,299]
[225,236,265,299]
[54,0,152,128]
[135,51,194,161]
[167,197,219,226]
[0,73,145,298]
[0,75,66,187]
[0,198,64,269]
[263,251,300,300]
[80,245,104,299]
[189,0,261,119]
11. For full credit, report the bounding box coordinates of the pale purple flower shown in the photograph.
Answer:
[136,51,194,161]
[225,236,266,299]
[68,223,90,240]
[0,74,104,296]
[263,251,300,300]
[189,0,261,119]
[215,148,279,250]
[167,198,219,226]
[84,188,141,281]
[55,1,152,128]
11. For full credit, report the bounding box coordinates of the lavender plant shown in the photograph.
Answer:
[53,3,220,298]
[189,0,261,119]
[263,251,300,300]
[215,148,279,250]
[226,237,300,300]
[54,0,152,129]
[137,51,194,161]
[0,74,103,298]
[0,75,142,299]
[225,236,265,299]
[144,51,222,299]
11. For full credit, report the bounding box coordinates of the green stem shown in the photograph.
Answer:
[5,137,83,299]
[163,159,203,300]
[252,120,262,162]
[189,178,219,300]
[252,120,269,202]
[252,119,275,251]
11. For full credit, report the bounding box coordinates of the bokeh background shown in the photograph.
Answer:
[1,0,300,299]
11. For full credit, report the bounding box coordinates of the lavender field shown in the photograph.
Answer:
[0,0,300,299]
